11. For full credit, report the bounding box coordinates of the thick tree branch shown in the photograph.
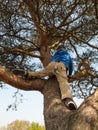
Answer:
[0,66,45,92]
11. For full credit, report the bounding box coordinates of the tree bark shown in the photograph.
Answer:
[43,78,98,130]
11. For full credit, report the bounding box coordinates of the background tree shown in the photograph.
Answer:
[0,126,7,130]
[0,120,45,130]
[7,120,30,130]
[28,122,45,130]
[0,0,98,130]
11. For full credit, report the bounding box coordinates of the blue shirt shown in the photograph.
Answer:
[50,49,73,76]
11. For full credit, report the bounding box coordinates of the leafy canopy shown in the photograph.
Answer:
[0,0,98,98]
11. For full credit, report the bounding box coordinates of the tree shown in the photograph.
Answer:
[0,0,98,130]
[7,120,30,130]
[28,122,45,130]
[0,126,7,130]
[0,120,45,130]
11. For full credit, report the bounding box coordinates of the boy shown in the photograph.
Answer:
[13,45,77,110]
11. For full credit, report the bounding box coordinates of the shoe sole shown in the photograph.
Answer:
[12,69,26,76]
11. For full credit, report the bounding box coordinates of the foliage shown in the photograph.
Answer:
[28,122,45,130]
[0,126,6,130]
[0,0,98,98]
[7,120,30,130]
[0,120,45,130]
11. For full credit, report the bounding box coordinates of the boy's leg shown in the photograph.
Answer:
[12,62,57,79]
[54,62,77,110]
[54,62,72,99]
[27,62,57,78]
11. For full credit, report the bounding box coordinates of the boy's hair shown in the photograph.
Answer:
[56,45,66,50]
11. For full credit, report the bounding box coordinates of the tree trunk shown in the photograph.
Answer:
[43,77,98,130]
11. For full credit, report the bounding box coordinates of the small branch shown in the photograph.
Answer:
[68,38,82,59]
[69,71,98,83]
[66,30,98,50]
[58,0,78,28]
[11,35,39,48]
[0,45,41,59]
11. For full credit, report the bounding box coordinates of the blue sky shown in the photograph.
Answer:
[0,84,83,127]
[0,85,44,126]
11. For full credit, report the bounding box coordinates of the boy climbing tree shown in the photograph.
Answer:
[13,45,77,110]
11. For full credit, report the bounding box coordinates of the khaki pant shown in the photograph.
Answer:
[28,62,72,100]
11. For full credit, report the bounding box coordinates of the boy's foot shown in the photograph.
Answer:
[63,98,77,110]
[12,69,27,77]
[12,69,36,79]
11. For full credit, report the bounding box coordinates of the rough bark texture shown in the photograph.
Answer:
[43,77,98,130]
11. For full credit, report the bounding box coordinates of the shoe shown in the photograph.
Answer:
[63,98,77,110]
[12,69,27,77]
[12,69,35,79]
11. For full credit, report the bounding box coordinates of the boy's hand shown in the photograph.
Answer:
[68,75,72,79]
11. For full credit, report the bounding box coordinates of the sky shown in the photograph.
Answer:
[0,84,83,127]
[0,85,44,126]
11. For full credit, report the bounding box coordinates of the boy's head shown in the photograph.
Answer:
[56,45,66,50]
